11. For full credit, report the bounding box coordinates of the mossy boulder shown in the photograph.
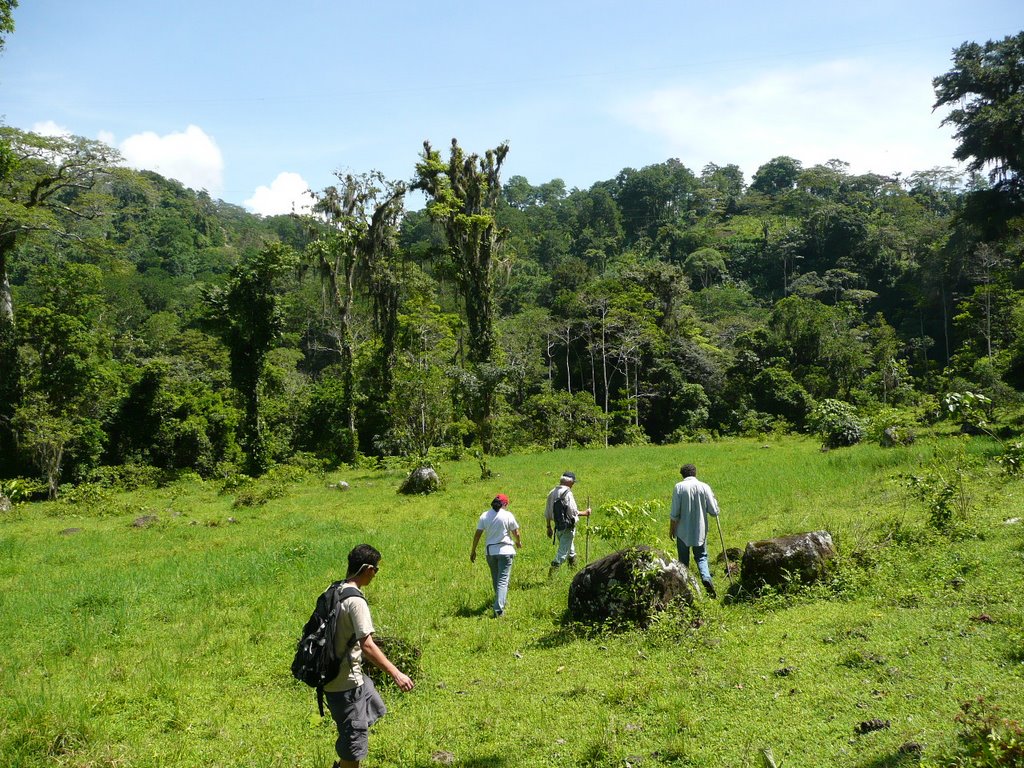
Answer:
[399,467,440,495]
[568,545,699,626]
[740,530,836,591]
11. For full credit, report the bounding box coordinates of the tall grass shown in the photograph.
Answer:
[1,436,1022,767]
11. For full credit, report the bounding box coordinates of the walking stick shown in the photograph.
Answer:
[715,515,733,586]
[585,495,591,564]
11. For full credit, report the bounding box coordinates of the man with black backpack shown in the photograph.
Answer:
[313,544,414,768]
[545,471,591,575]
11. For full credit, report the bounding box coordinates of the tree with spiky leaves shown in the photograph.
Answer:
[413,139,509,452]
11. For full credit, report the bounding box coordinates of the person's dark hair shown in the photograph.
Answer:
[680,463,697,478]
[347,543,381,577]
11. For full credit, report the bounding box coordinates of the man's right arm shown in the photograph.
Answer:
[361,634,414,691]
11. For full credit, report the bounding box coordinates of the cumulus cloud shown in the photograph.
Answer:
[32,120,73,137]
[117,125,224,194]
[616,59,961,179]
[244,172,315,216]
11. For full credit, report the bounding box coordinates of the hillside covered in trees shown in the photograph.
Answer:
[1,32,1022,495]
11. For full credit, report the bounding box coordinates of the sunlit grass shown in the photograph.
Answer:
[1,436,1022,766]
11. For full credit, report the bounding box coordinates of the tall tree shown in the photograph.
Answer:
[204,243,297,476]
[750,156,803,197]
[0,127,119,473]
[12,261,116,493]
[933,32,1024,196]
[412,138,509,451]
[304,172,404,461]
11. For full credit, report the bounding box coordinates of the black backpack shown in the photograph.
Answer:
[552,488,575,531]
[291,581,365,715]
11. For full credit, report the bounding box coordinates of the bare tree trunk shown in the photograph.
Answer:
[0,270,12,324]
[564,322,572,394]
[601,314,610,448]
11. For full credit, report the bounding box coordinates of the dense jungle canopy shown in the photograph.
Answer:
[0,31,1022,494]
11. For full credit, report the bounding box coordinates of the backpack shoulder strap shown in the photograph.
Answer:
[336,585,366,606]
[314,584,369,716]
[334,586,367,649]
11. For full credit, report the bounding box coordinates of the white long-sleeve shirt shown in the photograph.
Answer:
[670,476,719,547]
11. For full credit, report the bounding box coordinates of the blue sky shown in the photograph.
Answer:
[1,1,1020,214]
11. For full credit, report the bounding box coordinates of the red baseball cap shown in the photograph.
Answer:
[494,493,510,506]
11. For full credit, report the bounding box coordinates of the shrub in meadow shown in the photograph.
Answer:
[808,399,864,449]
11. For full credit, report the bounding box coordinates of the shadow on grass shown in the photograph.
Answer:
[407,754,509,768]
[530,609,644,650]
[453,600,493,618]
[856,748,922,768]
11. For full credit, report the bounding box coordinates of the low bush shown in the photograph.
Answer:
[809,399,864,448]
[925,697,1024,767]
[868,407,918,447]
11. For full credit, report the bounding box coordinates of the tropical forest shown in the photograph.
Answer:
[3,34,1024,494]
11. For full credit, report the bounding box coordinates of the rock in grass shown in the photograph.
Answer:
[399,467,440,495]
[568,546,699,626]
[855,718,890,734]
[0,494,11,512]
[131,514,158,528]
[740,531,836,592]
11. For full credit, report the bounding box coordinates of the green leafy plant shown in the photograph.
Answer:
[590,499,664,547]
[868,407,918,447]
[925,697,1024,767]
[808,399,864,449]
[0,477,47,503]
[905,442,973,532]
[995,441,1024,476]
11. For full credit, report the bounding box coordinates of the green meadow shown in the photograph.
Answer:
[1,436,1022,767]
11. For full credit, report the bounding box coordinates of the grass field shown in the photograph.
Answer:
[1,436,1022,767]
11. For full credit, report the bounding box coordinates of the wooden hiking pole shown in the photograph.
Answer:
[715,515,733,586]
[585,495,591,564]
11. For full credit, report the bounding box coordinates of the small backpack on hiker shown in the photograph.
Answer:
[552,488,575,531]
[291,581,365,715]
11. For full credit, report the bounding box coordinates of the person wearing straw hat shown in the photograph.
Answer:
[470,493,522,617]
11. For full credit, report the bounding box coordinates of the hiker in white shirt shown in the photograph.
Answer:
[471,493,522,617]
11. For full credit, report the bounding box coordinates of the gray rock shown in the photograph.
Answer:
[741,530,836,591]
[0,494,10,512]
[880,426,915,447]
[568,546,699,626]
[399,467,440,495]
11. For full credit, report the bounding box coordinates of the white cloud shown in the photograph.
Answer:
[32,120,72,137]
[244,172,315,216]
[118,125,224,194]
[616,59,962,179]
